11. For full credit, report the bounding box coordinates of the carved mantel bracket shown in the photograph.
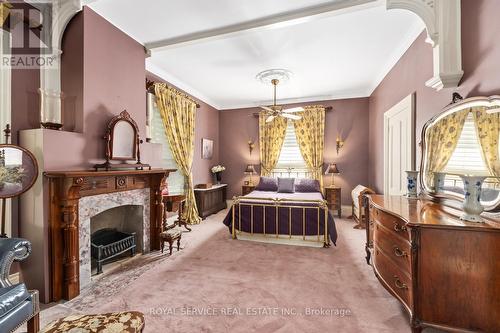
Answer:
[387,0,463,90]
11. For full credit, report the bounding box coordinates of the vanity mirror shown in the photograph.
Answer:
[420,95,500,212]
[94,110,150,171]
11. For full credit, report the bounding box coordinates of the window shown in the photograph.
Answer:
[444,112,489,174]
[272,120,309,178]
[149,93,185,193]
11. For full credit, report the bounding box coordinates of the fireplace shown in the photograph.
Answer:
[45,169,174,301]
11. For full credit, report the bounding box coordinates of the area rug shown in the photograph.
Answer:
[30,210,423,333]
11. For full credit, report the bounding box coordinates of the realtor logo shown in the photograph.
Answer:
[1,0,56,69]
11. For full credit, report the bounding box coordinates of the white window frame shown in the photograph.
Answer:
[272,120,309,179]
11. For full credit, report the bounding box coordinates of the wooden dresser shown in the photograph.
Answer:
[365,195,500,333]
[194,184,227,219]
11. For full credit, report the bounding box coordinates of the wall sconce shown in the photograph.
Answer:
[336,135,344,155]
[248,140,255,156]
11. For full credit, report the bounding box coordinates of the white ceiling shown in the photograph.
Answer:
[88,0,425,110]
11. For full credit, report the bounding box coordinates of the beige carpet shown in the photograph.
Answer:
[24,210,434,332]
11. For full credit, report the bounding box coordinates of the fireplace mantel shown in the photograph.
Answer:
[45,168,175,301]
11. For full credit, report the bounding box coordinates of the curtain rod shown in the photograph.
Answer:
[146,79,201,109]
[252,106,333,117]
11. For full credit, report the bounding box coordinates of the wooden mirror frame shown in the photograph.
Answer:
[94,110,150,171]
[419,95,500,212]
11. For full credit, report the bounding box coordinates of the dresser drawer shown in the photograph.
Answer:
[373,246,413,310]
[374,222,411,273]
[371,207,409,241]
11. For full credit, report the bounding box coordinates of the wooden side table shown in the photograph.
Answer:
[242,184,256,196]
[163,193,191,231]
[325,186,341,218]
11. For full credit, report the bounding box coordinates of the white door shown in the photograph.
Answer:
[384,94,415,196]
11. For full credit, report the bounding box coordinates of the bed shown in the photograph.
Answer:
[222,188,337,248]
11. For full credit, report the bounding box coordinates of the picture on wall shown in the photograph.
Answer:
[202,138,213,159]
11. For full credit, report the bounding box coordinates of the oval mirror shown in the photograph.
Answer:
[420,96,500,211]
[0,144,38,199]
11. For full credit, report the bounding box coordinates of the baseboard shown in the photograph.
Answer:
[9,272,20,284]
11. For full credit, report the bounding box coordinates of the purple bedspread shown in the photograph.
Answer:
[222,191,337,246]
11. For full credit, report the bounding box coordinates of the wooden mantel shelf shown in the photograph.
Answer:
[45,168,175,302]
[44,168,176,178]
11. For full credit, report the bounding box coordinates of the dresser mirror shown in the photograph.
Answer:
[420,96,500,211]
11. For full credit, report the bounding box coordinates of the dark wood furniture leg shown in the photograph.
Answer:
[27,313,40,333]
[177,238,181,251]
[177,199,191,231]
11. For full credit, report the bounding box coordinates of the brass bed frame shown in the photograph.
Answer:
[231,196,331,248]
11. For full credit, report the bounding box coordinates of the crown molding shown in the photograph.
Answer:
[218,89,372,111]
[367,17,425,96]
[386,0,463,90]
[146,60,222,110]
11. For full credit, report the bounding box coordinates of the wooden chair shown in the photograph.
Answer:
[160,194,186,255]
[350,185,375,229]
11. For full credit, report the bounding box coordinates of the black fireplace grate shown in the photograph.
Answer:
[91,228,136,274]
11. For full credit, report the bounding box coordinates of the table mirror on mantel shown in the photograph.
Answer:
[420,95,500,212]
[94,110,151,171]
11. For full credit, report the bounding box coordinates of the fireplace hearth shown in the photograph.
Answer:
[91,228,136,274]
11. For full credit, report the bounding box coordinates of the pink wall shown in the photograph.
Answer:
[49,7,161,170]
[220,98,370,203]
[368,0,500,193]
[146,73,220,185]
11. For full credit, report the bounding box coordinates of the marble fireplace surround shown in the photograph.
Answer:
[79,189,150,290]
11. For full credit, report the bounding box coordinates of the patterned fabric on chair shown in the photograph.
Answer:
[41,311,145,333]
[351,185,375,229]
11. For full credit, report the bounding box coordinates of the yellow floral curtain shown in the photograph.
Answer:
[293,106,326,190]
[154,83,201,225]
[426,109,469,185]
[473,107,500,177]
[259,114,287,176]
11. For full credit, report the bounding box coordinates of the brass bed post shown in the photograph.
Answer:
[250,204,254,235]
[317,208,320,242]
[302,208,306,241]
[232,197,237,239]
[275,199,279,239]
[323,200,329,248]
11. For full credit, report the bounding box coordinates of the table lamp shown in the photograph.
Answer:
[325,163,340,187]
[245,164,257,185]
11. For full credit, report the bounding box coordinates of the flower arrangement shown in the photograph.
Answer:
[211,165,226,174]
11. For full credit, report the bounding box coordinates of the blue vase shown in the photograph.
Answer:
[406,171,419,198]
[459,175,486,222]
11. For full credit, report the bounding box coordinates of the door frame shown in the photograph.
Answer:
[383,93,416,195]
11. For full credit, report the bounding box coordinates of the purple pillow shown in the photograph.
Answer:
[278,178,295,193]
[255,177,278,191]
[295,179,321,193]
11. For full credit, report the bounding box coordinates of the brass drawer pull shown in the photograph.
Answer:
[393,222,407,233]
[393,246,408,257]
[393,276,408,290]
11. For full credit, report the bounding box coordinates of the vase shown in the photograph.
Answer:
[459,175,487,223]
[405,171,419,198]
[433,172,447,193]
[215,172,222,185]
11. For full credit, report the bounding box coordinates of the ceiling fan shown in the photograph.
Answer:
[260,79,304,123]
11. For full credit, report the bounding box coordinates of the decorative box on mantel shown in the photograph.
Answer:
[45,168,175,302]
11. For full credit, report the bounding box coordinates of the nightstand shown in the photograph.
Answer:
[242,184,256,196]
[325,186,341,218]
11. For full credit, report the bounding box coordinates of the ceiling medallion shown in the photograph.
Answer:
[256,69,292,85]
